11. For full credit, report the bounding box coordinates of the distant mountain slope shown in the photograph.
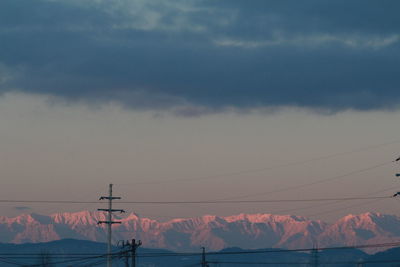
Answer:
[0,239,369,267]
[319,212,400,249]
[1,211,400,253]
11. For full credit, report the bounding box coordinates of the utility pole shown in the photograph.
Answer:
[119,240,130,267]
[98,184,125,267]
[131,239,142,267]
[311,245,319,267]
[118,239,142,267]
[201,247,209,267]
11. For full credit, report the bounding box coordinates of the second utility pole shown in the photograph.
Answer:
[98,184,125,267]
[201,247,209,267]
[131,239,142,267]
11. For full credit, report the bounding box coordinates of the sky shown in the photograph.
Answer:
[0,0,400,222]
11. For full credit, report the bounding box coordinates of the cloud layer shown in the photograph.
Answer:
[1,0,399,112]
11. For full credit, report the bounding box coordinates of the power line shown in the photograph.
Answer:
[204,241,400,255]
[218,161,391,201]
[0,256,25,266]
[307,198,385,218]
[105,183,400,220]
[25,254,108,267]
[6,254,400,267]
[74,258,109,267]
[0,252,120,258]
[296,183,400,218]
[1,241,400,261]
[0,250,124,266]
[128,241,400,258]
[115,196,391,204]
[0,196,393,205]
[272,183,400,214]
[0,160,392,209]
[0,251,129,257]
[123,139,400,185]
[0,253,110,267]
[207,259,400,265]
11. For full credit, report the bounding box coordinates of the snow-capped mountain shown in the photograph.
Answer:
[0,211,399,252]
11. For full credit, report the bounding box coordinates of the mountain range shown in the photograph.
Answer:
[1,211,400,253]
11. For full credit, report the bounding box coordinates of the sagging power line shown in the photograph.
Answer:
[0,195,393,205]
[126,139,400,185]
[3,241,400,259]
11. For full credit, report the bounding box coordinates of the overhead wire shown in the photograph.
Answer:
[121,139,400,185]
[290,183,400,218]
[116,196,392,204]
[218,161,391,201]
[3,141,397,220]
[0,256,25,266]
[207,259,400,265]
[0,196,393,205]
[307,198,386,218]
[1,241,400,266]
[129,241,400,258]
[0,250,125,266]
[0,141,397,264]
[21,253,110,267]
[2,238,399,259]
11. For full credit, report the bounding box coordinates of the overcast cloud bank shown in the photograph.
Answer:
[0,0,399,113]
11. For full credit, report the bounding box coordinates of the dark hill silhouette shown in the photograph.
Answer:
[0,239,380,267]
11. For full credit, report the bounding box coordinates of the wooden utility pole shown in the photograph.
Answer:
[201,247,209,267]
[131,239,142,267]
[118,239,141,267]
[119,240,129,267]
[311,245,319,267]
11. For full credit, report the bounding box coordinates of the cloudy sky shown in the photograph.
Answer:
[1,0,400,221]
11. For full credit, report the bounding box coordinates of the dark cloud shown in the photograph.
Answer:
[0,0,399,112]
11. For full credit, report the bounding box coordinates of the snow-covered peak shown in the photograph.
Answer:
[123,212,140,221]
[224,213,307,223]
[51,211,105,225]
[2,211,400,253]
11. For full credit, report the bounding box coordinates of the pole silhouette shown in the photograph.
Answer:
[201,247,209,267]
[131,239,142,267]
[98,184,125,267]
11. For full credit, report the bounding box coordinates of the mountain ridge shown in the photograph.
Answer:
[1,211,399,252]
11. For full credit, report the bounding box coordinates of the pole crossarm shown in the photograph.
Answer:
[100,197,122,200]
[97,221,122,225]
[98,208,125,213]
